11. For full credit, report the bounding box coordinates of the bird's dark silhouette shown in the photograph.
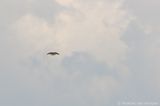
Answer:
[47,52,60,56]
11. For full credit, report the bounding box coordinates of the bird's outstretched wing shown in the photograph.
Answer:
[47,52,60,56]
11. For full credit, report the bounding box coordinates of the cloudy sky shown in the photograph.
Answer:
[0,0,160,105]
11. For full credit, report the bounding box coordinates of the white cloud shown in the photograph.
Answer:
[142,34,160,93]
[88,76,119,98]
[13,0,131,67]
[2,0,160,105]
[124,0,160,35]
[55,1,129,66]
[55,0,74,6]
[7,0,133,104]
[122,20,160,100]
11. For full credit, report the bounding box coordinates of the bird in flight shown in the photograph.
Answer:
[47,52,60,56]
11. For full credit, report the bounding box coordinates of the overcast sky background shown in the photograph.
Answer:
[0,0,160,106]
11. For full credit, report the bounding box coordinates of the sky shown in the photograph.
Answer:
[0,0,160,106]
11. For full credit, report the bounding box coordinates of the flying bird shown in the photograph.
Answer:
[47,52,60,56]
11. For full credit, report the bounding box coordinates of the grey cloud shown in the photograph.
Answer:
[1,0,160,106]
[62,52,109,75]
[124,0,160,26]
[0,34,121,106]
[0,0,63,28]
[102,20,160,105]
[120,21,160,100]
[0,0,28,28]
[28,0,63,23]
[0,0,128,105]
